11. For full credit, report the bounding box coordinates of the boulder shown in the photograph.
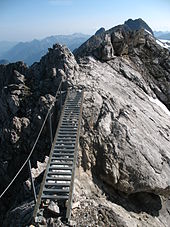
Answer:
[47,201,60,215]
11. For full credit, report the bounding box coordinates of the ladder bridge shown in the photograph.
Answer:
[33,89,84,223]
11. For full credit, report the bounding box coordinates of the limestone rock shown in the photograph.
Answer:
[76,56,170,197]
[1,19,170,227]
[13,70,25,84]
[47,201,60,215]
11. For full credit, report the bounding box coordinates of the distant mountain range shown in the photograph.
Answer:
[0,20,169,66]
[0,41,18,57]
[0,33,90,66]
[0,59,9,65]
[154,31,170,40]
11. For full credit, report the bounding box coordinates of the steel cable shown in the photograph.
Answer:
[0,81,63,199]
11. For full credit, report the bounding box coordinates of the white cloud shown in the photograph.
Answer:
[48,0,72,6]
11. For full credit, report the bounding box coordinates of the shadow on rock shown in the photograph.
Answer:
[128,192,162,216]
[91,171,162,217]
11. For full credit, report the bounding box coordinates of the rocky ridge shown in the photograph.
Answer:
[0,19,170,226]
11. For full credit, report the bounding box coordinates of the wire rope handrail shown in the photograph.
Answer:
[0,80,63,199]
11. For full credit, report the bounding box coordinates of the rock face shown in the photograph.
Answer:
[0,19,170,226]
[0,44,77,226]
[74,21,170,226]
[75,25,170,110]
[76,56,170,197]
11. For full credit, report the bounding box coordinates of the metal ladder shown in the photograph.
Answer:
[33,89,84,222]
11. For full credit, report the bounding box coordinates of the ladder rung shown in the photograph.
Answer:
[45,182,70,186]
[54,147,75,149]
[61,123,78,125]
[55,141,76,144]
[57,135,77,138]
[59,132,77,135]
[64,110,79,112]
[66,103,80,105]
[52,153,74,156]
[64,113,79,116]
[61,122,78,124]
[50,162,73,165]
[54,144,75,147]
[41,195,69,200]
[66,105,79,107]
[64,109,80,111]
[64,111,80,114]
[62,119,78,121]
[54,145,75,149]
[64,110,80,113]
[54,149,75,152]
[55,144,76,148]
[59,128,77,130]
[53,152,75,155]
[59,129,77,135]
[47,172,72,176]
[59,131,77,133]
[63,114,79,116]
[51,157,74,161]
[60,125,78,128]
[55,139,76,143]
[55,143,75,146]
[48,166,72,170]
[55,139,76,142]
[50,162,73,166]
[46,176,71,180]
[43,188,70,193]
[65,106,80,108]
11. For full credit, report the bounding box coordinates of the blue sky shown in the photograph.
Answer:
[0,0,170,41]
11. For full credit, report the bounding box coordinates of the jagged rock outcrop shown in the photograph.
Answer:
[124,18,154,35]
[73,21,170,226]
[0,44,75,226]
[0,19,170,226]
[75,56,170,196]
[75,25,170,109]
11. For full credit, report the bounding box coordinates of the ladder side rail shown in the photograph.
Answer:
[33,89,69,220]
[66,90,84,221]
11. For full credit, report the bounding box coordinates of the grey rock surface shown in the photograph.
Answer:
[47,201,60,215]
[0,20,170,226]
[0,44,73,226]
[76,56,170,196]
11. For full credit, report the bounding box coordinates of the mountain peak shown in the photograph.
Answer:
[124,18,153,35]
[95,27,105,36]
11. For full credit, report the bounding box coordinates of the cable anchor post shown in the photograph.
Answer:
[49,108,53,146]
[28,159,37,204]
